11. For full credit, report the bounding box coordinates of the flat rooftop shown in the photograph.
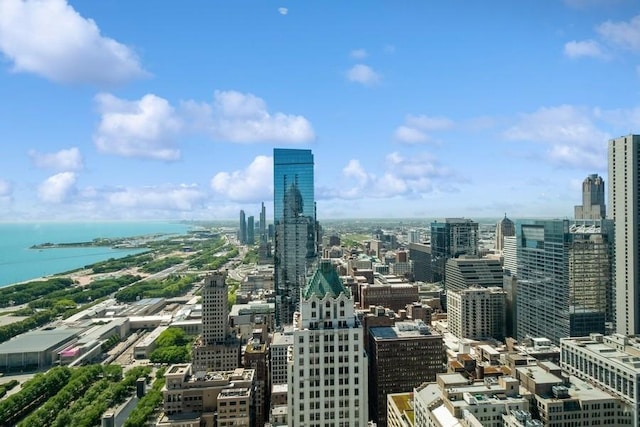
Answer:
[0,326,83,353]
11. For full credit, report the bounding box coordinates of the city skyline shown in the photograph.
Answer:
[2,1,640,221]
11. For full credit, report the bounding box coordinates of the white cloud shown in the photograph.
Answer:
[394,114,454,144]
[107,184,204,211]
[93,90,314,158]
[28,147,83,171]
[564,40,606,59]
[38,172,76,203]
[597,15,640,51]
[350,49,368,60]
[346,64,381,86]
[211,155,273,202]
[94,93,183,160]
[278,7,288,15]
[406,114,454,131]
[394,126,428,144]
[0,179,12,203]
[564,0,625,8]
[183,90,314,143]
[333,152,452,200]
[0,0,146,85]
[0,179,11,196]
[504,105,609,168]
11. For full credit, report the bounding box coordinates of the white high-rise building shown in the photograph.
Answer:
[609,135,640,335]
[287,260,368,426]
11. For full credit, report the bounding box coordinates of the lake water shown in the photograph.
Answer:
[0,221,191,288]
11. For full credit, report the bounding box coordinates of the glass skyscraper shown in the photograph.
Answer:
[273,148,318,326]
[515,219,612,344]
[430,218,479,284]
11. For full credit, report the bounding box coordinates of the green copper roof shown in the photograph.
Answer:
[302,260,349,299]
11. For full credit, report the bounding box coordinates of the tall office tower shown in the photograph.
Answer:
[247,215,255,245]
[409,229,420,243]
[444,257,504,293]
[273,148,318,326]
[516,219,612,344]
[570,220,615,334]
[609,135,640,335]
[495,213,515,252]
[368,320,443,427]
[408,242,431,282]
[259,202,267,243]
[287,260,368,426]
[192,273,240,371]
[239,210,247,244]
[575,173,606,220]
[430,218,479,284]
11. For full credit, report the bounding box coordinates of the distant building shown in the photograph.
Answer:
[328,234,340,247]
[503,235,517,275]
[247,215,255,245]
[288,260,368,426]
[575,173,606,220]
[192,273,240,371]
[495,213,515,252]
[259,202,267,243]
[368,321,444,427]
[408,242,431,282]
[239,210,247,244]
[360,282,419,312]
[430,218,479,284]
[445,257,504,293]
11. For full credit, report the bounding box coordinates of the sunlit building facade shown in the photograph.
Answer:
[288,260,368,426]
[192,272,240,371]
[609,135,640,335]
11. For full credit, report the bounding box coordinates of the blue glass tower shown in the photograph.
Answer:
[273,148,318,326]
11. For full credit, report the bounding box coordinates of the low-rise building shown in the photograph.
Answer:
[413,373,532,427]
[561,333,640,426]
[160,363,255,427]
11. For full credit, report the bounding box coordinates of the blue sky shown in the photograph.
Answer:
[0,0,639,222]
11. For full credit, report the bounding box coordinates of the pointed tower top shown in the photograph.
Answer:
[302,259,349,300]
